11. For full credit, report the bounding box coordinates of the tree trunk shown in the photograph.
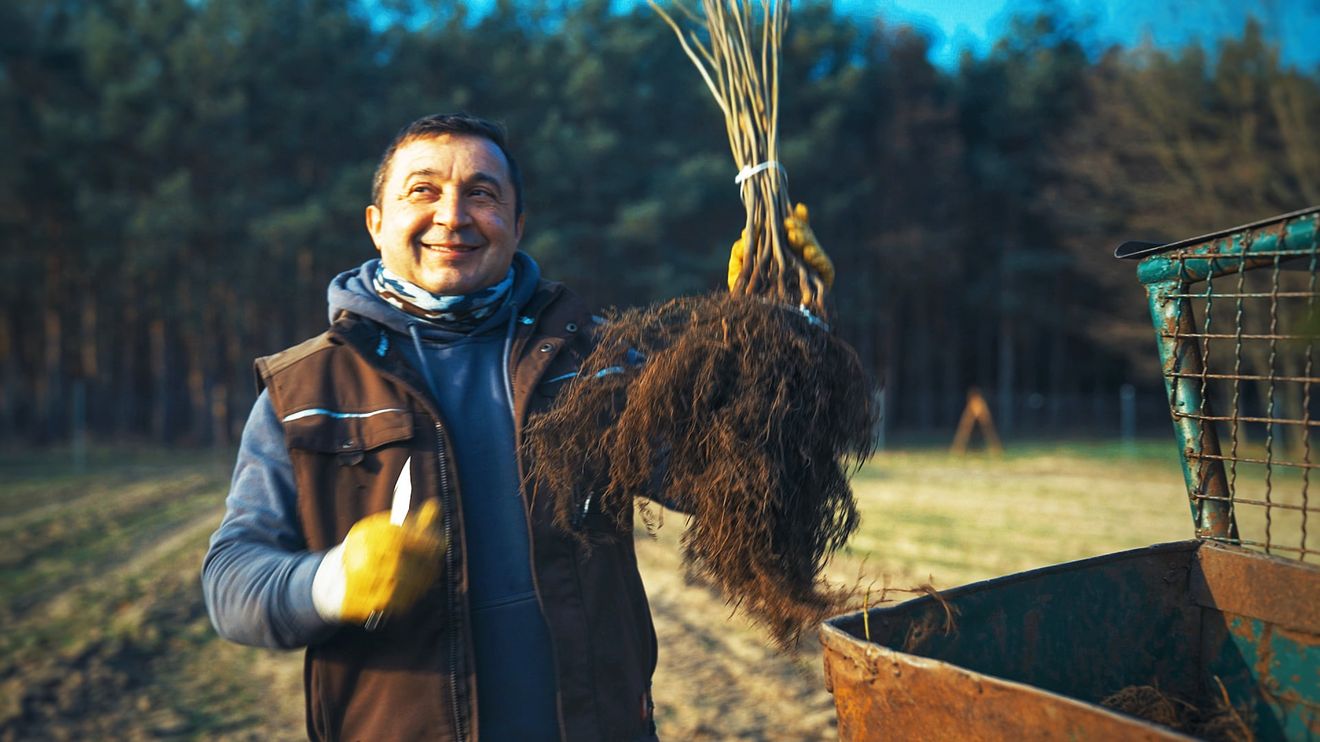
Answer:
[296,245,314,338]
[0,311,14,440]
[997,315,1015,438]
[187,354,207,445]
[80,293,98,434]
[1022,319,1039,433]
[211,382,229,448]
[226,291,247,443]
[913,293,933,432]
[118,297,140,437]
[42,302,62,442]
[881,295,898,438]
[1048,329,1066,433]
[942,303,961,428]
[179,284,208,445]
[150,317,168,442]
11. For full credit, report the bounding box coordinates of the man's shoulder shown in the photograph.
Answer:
[255,331,340,383]
[533,277,571,301]
[532,278,594,322]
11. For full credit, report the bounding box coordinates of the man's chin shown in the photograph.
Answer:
[416,270,490,297]
[403,253,511,295]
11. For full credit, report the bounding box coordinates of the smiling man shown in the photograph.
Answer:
[202,114,658,741]
[366,128,523,296]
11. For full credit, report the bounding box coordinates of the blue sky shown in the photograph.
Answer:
[839,0,1320,69]
[367,0,1320,71]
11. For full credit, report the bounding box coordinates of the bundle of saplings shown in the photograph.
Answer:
[526,0,876,646]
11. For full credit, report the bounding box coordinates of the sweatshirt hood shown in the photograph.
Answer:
[327,252,543,336]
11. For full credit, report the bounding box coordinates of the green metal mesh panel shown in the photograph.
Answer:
[1134,207,1320,561]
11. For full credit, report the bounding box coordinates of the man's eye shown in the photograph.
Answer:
[470,187,496,199]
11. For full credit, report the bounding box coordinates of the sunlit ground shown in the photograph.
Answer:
[7,439,1307,738]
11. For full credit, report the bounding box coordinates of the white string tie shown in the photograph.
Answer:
[797,304,830,331]
[734,160,785,184]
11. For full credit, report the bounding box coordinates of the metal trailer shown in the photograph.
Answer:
[821,206,1320,741]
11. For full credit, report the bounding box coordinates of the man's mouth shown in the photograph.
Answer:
[420,242,480,253]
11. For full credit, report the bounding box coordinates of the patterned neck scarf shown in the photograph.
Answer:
[373,264,515,332]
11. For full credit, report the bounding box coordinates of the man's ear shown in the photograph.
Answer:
[515,212,525,240]
[365,204,382,249]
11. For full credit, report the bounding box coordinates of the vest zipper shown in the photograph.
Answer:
[435,420,467,742]
[508,312,574,741]
[331,319,473,739]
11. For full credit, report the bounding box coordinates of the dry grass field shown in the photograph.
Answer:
[836,443,1195,589]
[0,441,1200,740]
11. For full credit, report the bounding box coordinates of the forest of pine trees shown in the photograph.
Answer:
[2,0,1317,445]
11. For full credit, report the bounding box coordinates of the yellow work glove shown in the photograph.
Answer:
[727,204,835,292]
[784,202,834,288]
[728,229,749,291]
[311,499,446,626]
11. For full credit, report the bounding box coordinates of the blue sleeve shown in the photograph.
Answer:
[201,389,336,649]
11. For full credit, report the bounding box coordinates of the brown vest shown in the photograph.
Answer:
[256,282,657,741]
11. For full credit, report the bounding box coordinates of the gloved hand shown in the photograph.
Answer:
[726,203,835,292]
[312,499,446,626]
[728,228,749,291]
[783,202,834,288]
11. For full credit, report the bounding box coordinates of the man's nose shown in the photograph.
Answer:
[432,193,471,228]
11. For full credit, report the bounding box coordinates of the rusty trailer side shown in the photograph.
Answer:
[821,541,1320,741]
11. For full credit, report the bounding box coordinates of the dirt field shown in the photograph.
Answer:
[0,443,1191,740]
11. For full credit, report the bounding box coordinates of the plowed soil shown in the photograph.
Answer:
[0,453,837,741]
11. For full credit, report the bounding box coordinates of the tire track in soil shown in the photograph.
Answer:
[0,485,225,627]
[0,468,168,519]
[0,473,218,564]
[31,507,226,630]
[0,509,230,741]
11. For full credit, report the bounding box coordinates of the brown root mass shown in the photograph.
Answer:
[526,293,877,646]
[897,585,960,654]
[1100,683,1255,742]
[1101,685,1189,730]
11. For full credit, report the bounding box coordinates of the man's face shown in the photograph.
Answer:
[366,133,523,296]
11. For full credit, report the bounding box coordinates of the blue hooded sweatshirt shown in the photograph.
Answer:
[203,253,559,740]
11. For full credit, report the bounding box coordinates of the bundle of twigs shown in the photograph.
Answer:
[650,0,829,313]
[526,0,875,647]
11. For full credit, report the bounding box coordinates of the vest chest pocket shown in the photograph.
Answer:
[534,335,593,401]
[282,408,415,465]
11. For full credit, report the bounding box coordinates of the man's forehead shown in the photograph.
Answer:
[390,134,511,182]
